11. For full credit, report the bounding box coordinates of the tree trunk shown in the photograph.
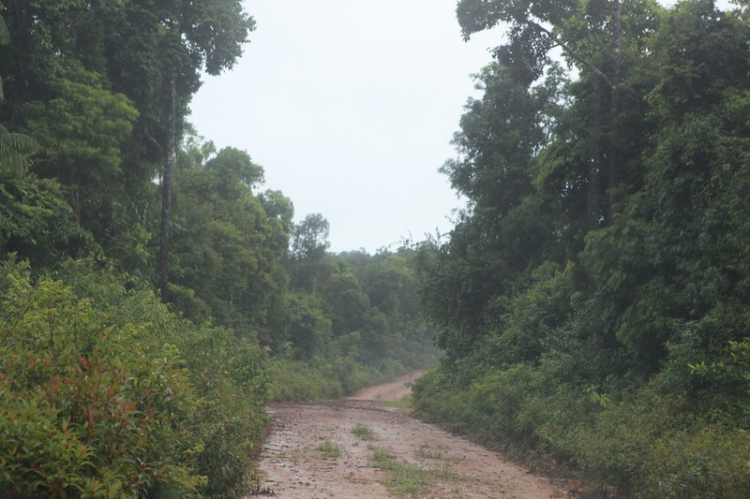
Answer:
[159,73,176,299]
[588,81,602,232]
[530,0,623,222]
[608,0,622,220]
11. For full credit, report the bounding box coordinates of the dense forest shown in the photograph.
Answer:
[0,1,434,496]
[412,0,750,496]
[3,0,750,497]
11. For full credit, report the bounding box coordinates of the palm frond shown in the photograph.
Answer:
[0,14,10,46]
[0,124,40,174]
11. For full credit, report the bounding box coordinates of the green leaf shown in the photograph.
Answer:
[0,14,11,46]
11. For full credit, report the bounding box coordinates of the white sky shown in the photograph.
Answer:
[190,1,504,254]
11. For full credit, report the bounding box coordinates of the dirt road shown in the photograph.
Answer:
[251,372,568,498]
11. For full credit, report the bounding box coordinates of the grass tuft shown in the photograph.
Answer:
[368,443,471,498]
[370,447,430,498]
[352,424,375,440]
[316,439,341,459]
[381,393,413,410]
[415,442,444,460]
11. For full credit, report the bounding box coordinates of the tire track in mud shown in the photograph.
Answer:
[250,372,569,498]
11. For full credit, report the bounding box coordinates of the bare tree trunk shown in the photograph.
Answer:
[159,73,176,299]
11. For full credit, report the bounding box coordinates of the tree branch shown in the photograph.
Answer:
[612,0,622,88]
[598,0,615,17]
[587,24,609,57]
[145,131,164,153]
[527,20,615,89]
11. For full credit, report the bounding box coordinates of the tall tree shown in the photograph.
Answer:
[290,213,331,295]
[413,5,750,494]
[456,0,661,218]
[151,0,256,297]
[168,139,290,333]
[418,61,559,357]
[0,0,255,282]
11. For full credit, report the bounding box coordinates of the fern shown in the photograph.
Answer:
[0,13,39,173]
[0,124,40,174]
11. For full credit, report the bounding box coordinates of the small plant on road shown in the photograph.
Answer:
[370,445,470,498]
[352,424,375,440]
[381,393,413,411]
[370,446,430,498]
[415,442,444,460]
[316,439,341,459]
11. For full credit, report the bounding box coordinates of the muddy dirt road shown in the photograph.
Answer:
[251,372,569,498]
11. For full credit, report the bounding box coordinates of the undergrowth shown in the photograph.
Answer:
[315,439,342,459]
[0,259,270,498]
[412,364,750,498]
[352,424,375,440]
[269,358,412,402]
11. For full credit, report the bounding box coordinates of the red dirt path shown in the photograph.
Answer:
[250,372,569,498]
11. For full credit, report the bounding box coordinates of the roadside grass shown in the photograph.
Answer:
[381,393,413,411]
[433,461,466,483]
[370,446,431,498]
[369,445,468,498]
[352,424,375,440]
[415,442,444,460]
[316,439,341,459]
[275,448,302,465]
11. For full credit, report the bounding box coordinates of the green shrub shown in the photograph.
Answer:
[642,424,750,498]
[414,363,557,451]
[415,360,750,498]
[53,259,273,496]
[411,366,462,425]
[269,360,344,401]
[0,260,271,497]
[269,355,410,403]
[0,277,202,496]
[575,389,750,497]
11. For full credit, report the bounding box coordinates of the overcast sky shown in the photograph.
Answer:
[190,1,504,254]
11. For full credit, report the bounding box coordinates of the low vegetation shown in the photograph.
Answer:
[381,394,414,411]
[316,440,342,459]
[0,259,270,497]
[370,447,432,498]
[369,445,466,499]
[352,424,376,441]
[415,443,444,461]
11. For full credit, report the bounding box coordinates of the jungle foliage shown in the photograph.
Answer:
[413,0,750,496]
